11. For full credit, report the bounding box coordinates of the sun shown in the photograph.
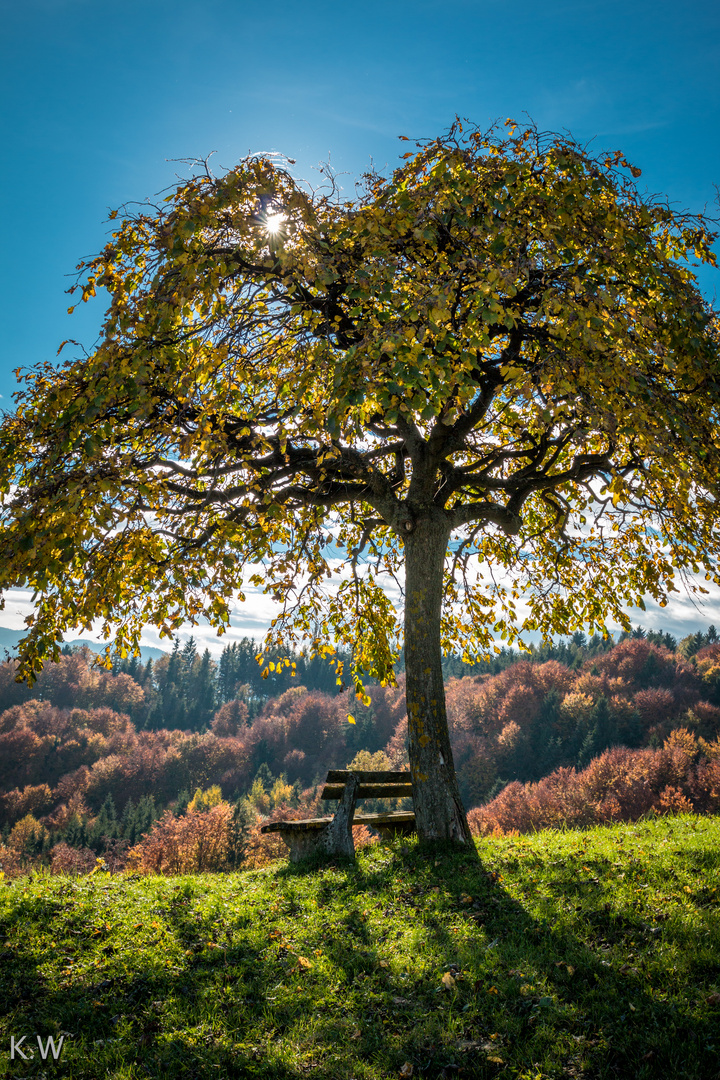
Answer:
[265,211,285,235]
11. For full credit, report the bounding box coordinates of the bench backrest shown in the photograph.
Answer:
[321,770,412,801]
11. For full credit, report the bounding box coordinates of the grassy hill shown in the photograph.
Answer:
[1,816,719,1079]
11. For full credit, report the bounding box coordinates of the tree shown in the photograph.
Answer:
[1,120,719,849]
[186,648,217,730]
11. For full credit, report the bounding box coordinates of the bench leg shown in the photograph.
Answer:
[321,774,360,859]
[285,832,325,863]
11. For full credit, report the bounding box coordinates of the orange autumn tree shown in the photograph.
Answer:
[1,120,719,849]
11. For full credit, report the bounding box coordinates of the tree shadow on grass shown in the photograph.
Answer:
[1,849,719,1080]
[276,840,720,1079]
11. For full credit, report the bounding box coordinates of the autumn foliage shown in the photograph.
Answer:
[125,803,233,874]
[2,635,720,877]
[467,728,720,836]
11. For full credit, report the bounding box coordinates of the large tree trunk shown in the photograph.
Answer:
[404,513,476,850]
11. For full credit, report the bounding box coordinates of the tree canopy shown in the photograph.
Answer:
[1,119,718,844]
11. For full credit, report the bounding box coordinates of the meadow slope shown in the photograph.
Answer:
[1,816,720,1079]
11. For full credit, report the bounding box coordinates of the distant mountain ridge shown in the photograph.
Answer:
[0,626,165,664]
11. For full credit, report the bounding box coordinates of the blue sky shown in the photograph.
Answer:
[1,0,719,652]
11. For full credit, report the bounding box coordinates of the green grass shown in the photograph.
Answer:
[1,815,720,1079]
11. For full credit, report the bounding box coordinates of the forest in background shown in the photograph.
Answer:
[2,624,720,875]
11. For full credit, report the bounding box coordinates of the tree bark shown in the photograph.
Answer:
[404,512,476,850]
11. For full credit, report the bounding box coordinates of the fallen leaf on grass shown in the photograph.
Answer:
[295,956,313,970]
[707,992,720,1006]
[399,1064,414,1078]
[441,972,456,990]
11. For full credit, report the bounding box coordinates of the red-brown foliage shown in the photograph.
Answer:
[210,699,249,737]
[49,843,97,875]
[248,688,346,786]
[365,678,408,748]
[0,843,24,880]
[446,660,573,740]
[0,783,54,824]
[633,687,677,726]
[467,729,720,836]
[33,649,145,712]
[384,716,409,768]
[587,639,675,682]
[126,803,233,873]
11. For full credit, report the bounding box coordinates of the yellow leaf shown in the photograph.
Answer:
[441,972,456,990]
[347,714,356,724]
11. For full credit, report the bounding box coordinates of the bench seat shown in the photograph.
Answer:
[261,810,416,835]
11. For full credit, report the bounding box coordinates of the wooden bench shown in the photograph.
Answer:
[260,770,415,862]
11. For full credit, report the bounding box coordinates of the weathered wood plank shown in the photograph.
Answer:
[321,772,359,858]
[321,784,413,800]
[261,817,333,833]
[261,811,416,834]
[325,770,411,783]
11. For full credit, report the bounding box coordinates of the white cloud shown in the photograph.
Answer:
[2,560,720,659]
